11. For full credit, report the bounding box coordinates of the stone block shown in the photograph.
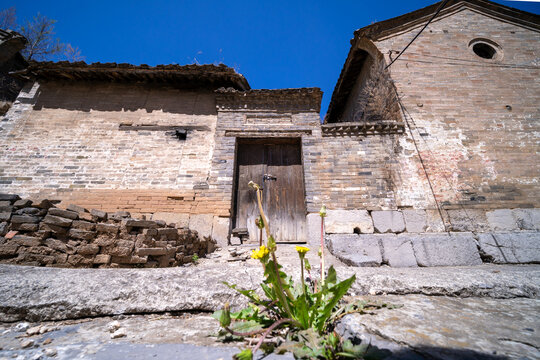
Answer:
[79,212,94,221]
[14,207,40,215]
[0,194,20,203]
[109,246,132,257]
[325,210,373,234]
[152,212,190,228]
[11,223,39,232]
[96,223,119,235]
[512,209,540,231]
[11,215,39,224]
[402,210,428,233]
[90,209,108,221]
[67,254,94,267]
[125,219,158,229]
[77,244,100,255]
[33,199,53,210]
[381,235,418,267]
[306,213,322,249]
[0,201,11,207]
[0,205,13,213]
[12,235,41,247]
[13,199,32,209]
[45,238,68,252]
[72,220,96,231]
[189,214,214,238]
[109,211,131,221]
[111,255,147,264]
[425,210,447,232]
[477,232,540,264]
[408,233,482,267]
[0,244,18,257]
[211,216,229,248]
[486,209,518,231]
[0,222,7,236]
[157,228,178,241]
[327,234,382,267]
[66,204,88,213]
[0,212,11,222]
[49,208,79,220]
[69,229,96,241]
[39,223,68,236]
[371,210,406,233]
[43,215,72,228]
[446,209,489,232]
[137,247,168,256]
[93,254,111,264]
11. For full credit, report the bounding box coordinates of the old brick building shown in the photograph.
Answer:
[1,0,538,261]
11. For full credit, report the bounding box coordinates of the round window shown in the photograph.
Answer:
[469,39,502,61]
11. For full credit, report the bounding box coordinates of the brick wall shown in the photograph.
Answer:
[0,81,218,217]
[370,8,540,209]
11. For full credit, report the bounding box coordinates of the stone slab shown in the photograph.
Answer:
[425,209,446,232]
[381,234,417,267]
[486,209,519,231]
[49,208,79,220]
[10,215,39,224]
[338,294,540,360]
[211,216,229,249]
[43,215,72,228]
[478,232,540,264]
[0,194,20,202]
[189,214,214,238]
[325,210,373,234]
[125,220,157,229]
[446,209,489,232]
[306,212,322,249]
[402,209,427,233]
[512,209,540,231]
[327,234,382,267]
[371,210,405,233]
[406,232,483,267]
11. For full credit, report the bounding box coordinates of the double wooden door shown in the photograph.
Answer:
[235,139,306,243]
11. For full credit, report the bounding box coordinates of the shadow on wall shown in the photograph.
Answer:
[30,82,217,115]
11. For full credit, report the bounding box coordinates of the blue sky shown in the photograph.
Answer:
[4,0,540,117]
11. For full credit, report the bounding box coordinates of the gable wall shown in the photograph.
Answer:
[372,8,540,209]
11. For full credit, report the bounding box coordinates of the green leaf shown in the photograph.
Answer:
[293,293,310,329]
[315,273,356,332]
[230,320,264,334]
[233,348,253,360]
[224,282,263,305]
[212,308,231,328]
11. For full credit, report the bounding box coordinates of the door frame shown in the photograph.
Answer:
[230,137,307,244]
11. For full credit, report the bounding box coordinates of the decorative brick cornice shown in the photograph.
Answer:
[215,87,322,113]
[321,121,404,136]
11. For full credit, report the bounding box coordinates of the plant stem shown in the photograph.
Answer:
[271,251,294,318]
[252,318,300,356]
[256,189,271,239]
[320,215,325,285]
[300,257,306,296]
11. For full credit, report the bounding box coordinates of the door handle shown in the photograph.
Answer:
[263,174,277,181]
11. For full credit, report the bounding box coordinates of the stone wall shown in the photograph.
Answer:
[0,193,216,268]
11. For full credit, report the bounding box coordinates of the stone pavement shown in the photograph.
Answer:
[0,246,539,359]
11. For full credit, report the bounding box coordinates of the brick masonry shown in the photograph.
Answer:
[0,7,538,247]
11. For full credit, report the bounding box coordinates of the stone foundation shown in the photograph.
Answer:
[0,193,216,268]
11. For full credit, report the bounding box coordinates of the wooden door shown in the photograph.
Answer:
[235,139,306,243]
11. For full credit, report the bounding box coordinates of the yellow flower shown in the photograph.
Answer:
[295,246,310,255]
[251,245,269,260]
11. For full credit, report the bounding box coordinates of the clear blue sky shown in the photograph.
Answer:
[4,0,540,118]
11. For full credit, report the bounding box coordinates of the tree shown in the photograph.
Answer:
[19,13,63,61]
[64,43,85,62]
[0,7,16,30]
